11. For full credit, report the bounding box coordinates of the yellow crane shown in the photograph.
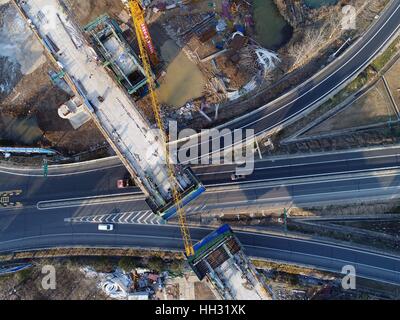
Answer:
[128,0,194,257]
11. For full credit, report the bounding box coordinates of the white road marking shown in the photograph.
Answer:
[195,153,400,176]
[131,211,143,221]
[123,212,134,223]
[66,210,162,225]
[175,4,400,161]
[37,192,144,210]
[137,211,149,224]
[206,166,400,188]
[0,164,123,177]
[143,212,154,224]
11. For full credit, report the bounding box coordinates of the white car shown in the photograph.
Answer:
[98,224,114,231]
[231,174,247,181]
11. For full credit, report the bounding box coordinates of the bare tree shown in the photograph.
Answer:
[288,24,330,69]
[287,0,383,71]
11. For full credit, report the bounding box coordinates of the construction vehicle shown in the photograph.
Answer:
[128,0,195,257]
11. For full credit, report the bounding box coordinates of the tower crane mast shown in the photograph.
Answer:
[128,0,194,257]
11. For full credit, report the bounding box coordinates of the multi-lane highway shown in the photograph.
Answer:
[175,1,400,160]
[1,224,400,285]
[1,146,400,284]
[223,1,400,131]
[3,146,400,209]
[1,1,400,287]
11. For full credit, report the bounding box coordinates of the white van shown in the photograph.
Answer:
[98,224,114,231]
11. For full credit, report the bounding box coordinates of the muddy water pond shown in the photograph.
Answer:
[253,0,293,50]
[157,39,206,108]
[304,0,338,9]
[0,114,43,145]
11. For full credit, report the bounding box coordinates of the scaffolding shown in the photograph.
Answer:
[15,0,205,220]
[187,225,271,300]
[84,14,148,97]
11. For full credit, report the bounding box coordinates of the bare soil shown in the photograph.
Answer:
[334,220,400,237]
[290,200,400,217]
[65,0,125,26]
[194,281,217,300]
[0,2,107,156]
[0,61,106,154]
[384,53,400,107]
[0,260,109,300]
[306,79,396,135]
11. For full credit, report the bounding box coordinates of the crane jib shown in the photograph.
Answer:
[140,22,155,55]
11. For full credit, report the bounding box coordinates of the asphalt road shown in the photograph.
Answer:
[175,1,400,161]
[1,2,400,286]
[1,222,399,285]
[2,145,400,207]
[2,147,400,284]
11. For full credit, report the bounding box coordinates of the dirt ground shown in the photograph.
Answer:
[0,260,109,300]
[194,281,217,300]
[289,201,400,217]
[253,259,400,300]
[333,220,400,237]
[0,60,106,153]
[0,2,106,155]
[306,79,396,136]
[384,54,400,107]
[65,0,125,26]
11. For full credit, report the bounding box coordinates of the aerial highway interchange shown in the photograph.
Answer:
[1,0,400,288]
[2,145,400,284]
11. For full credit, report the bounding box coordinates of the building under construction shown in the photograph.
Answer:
[84,14,148,98]
[15,0,205,220]
[188,225,271,300]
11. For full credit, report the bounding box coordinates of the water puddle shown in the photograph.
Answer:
[253,0,293,50]
[157,40,206,108]
[304,0,338,9]
[0,114,43,145]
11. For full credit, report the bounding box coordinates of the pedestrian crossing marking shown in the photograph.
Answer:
[64,210,165,225]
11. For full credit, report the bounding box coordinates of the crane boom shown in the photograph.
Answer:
[128,0,194,257]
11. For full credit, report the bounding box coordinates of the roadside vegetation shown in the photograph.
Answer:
[0,0,393,162]
[259,33,400,157]
[371,36,400,70]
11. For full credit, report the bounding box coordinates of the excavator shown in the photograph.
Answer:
[127,0,194,257]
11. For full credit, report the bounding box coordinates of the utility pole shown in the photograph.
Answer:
[43,158,48,177]
[283,208,288,232]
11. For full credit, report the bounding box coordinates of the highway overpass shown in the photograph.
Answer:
[15,0,204,219]
[2,0,400,288]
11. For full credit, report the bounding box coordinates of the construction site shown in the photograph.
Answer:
[0,0,270,300]
[1,0,389,155]
[12,0,208,220]
[188,224,271,299]
[0,0,288,155]
[83,14,148,97]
